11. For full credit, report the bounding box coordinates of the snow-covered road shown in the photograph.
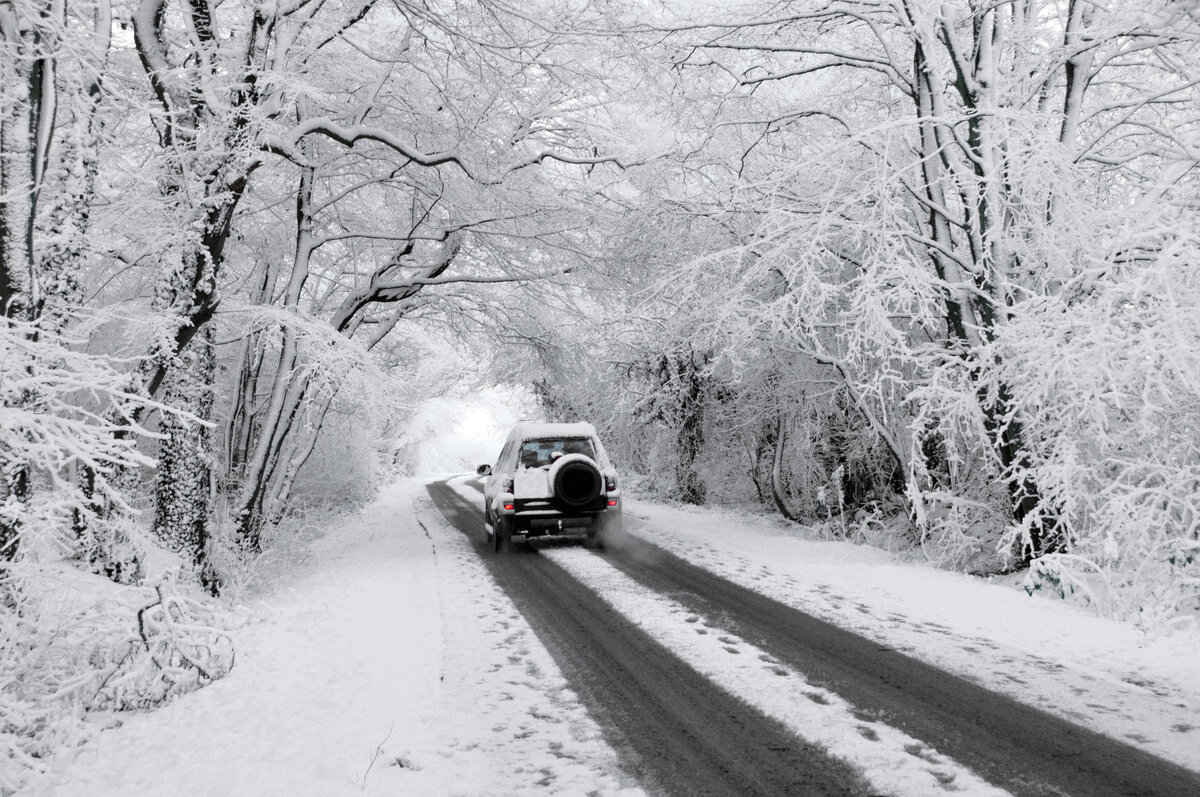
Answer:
[24,476,1200,796]
[429,477,1200,797]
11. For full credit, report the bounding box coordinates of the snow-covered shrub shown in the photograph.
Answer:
[93,573,235,710]
[0,568,236,791]
[201,508,323,603]
[1003,240,1200,626]
[903,363,1014,574]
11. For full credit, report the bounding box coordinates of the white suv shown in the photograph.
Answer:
[476,422,622,552]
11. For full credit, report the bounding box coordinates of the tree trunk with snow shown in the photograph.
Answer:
[152,324,216,583]
[123,0,262,575]
[770,414,801,522]
[664,354,707,506]
[0,0,61,561]
[905,2,1063,558]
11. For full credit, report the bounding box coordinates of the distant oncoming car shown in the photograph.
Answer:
[476,422,622,552]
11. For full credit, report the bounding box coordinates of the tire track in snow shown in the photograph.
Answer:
[539,546,1008,797]
[450,476,1200,797]
[427,479,874,797]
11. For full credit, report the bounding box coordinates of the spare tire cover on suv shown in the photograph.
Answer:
[547,453,603,509]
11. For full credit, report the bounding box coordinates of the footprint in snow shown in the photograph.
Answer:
[904,743,939,764]
[930,770,958,788]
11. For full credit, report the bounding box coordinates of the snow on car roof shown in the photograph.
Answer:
[505,422,598,443]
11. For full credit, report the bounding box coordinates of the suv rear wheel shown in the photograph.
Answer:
[493,516,512,553]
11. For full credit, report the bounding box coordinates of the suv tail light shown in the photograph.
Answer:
[502,476,514,494]
[605,473,616,492]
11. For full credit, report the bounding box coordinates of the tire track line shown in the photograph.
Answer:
[426,479,873,797]
[541,546,1009,796]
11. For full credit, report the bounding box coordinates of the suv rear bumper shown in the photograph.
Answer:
[500,495,621,537]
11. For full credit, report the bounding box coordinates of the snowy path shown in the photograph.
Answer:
[27,481,637,796]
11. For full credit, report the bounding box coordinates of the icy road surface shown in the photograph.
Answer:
[429,477,1200,797]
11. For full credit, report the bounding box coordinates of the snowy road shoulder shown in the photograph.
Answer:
[27,481,444,796]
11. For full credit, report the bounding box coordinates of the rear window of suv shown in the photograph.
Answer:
[517,437,596,469]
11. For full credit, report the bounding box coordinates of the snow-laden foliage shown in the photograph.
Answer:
[1001,241,1200,624]
[511,0,1200,626]
[0,319,158,563]
[0,568,235,793]
[0,319,237,789]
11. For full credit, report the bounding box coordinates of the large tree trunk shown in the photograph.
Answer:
[0,62,35,559]
[671,355,707,505]
[909,7,1058,560]
[123,0,257,580]
[152,324,217,584]
[0,1,61,562]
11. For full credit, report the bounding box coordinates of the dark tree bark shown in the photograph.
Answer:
[152,324,217,585]
[663,354,707,505]
[0,0,63,562]
[120,0,265,574]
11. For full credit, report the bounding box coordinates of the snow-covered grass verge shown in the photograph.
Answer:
[20,480,640,797]
[620,496,1200,772]
[1,563,237,795]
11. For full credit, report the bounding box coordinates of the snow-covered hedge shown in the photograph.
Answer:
[2,320,237,791]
